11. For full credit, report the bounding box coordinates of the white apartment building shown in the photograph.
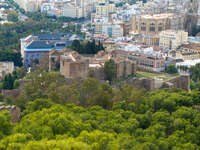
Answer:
[62,4,83,18]
[41,3,61,16]
[108,25,123,39]
[95,22,123,38]
[159,30,188,50]
[94,17,108,34]
[40,0,92,18]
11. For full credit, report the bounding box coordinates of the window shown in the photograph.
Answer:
[158,23,163,31]
[150,23,155,32]
[136,22,138,30]
[157,62,160,68]
[51,57,55,62]
[141,22,146,31]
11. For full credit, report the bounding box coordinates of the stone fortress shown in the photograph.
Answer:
[49,49,137,80]
[60,51,89,79]
[126,73,190,91]
[47,48,190,91]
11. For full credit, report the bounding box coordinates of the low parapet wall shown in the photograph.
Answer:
[1,79,30,98]
[166,74,190,91]
[126,74,190,91]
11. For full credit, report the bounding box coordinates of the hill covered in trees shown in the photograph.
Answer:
[0,72,200,150]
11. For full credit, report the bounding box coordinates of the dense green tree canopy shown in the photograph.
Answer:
[0,111,13,139]
[104,59,116,82]
[166,64,178,74]
[0,72,200,150]
[71,40,104,54]
[0,51,22,67]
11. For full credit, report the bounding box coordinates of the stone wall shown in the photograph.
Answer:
[116,61,136,78]
[1,79,30,98]
[60,60,89,79]
[89,67,105,80]
[126,77,155,91]
[166,74,190,91]
[0,104,21,123]
[70,62,89,79]
[126,74,190,91]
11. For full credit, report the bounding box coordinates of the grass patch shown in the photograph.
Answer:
[136,71,178,81]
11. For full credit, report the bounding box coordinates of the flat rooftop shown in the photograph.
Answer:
[141,13,174,19]
[179,43,200,51]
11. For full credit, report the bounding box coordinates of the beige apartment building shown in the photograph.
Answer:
[96,2,115,17]
[176,43,200,60]
[129,52,165,72]
[159,30,188,50]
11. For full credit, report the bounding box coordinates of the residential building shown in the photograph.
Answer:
[129,52,165,72]
[41,3,62,16]
[0,62,14,79]
[176,43,200,60]
[176,50,199,61]
[93,17,123,38]
[96,2,115,17]
[159,30,188,50]
[108,25,123,39]
[62,3,78,18]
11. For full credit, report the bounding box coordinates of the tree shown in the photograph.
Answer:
[0,51,23,67]
[48,85,80,105]
[13,79,20,89]
[79,78,100,106]
[71,40,81,53]
[78,130,119,150]
[113,84,145,105]
[23,71,66,101]
[1,74,200,149]
[2,73,14,89]
[166,64,178,74]
[92,83,113,109]
[104,59,116,82]
[16,67,27,79]
[0,111,13,139]
[6,11,18,22]
[71,40,104,54]
[23,98,53,115]
[25,139,91,150]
